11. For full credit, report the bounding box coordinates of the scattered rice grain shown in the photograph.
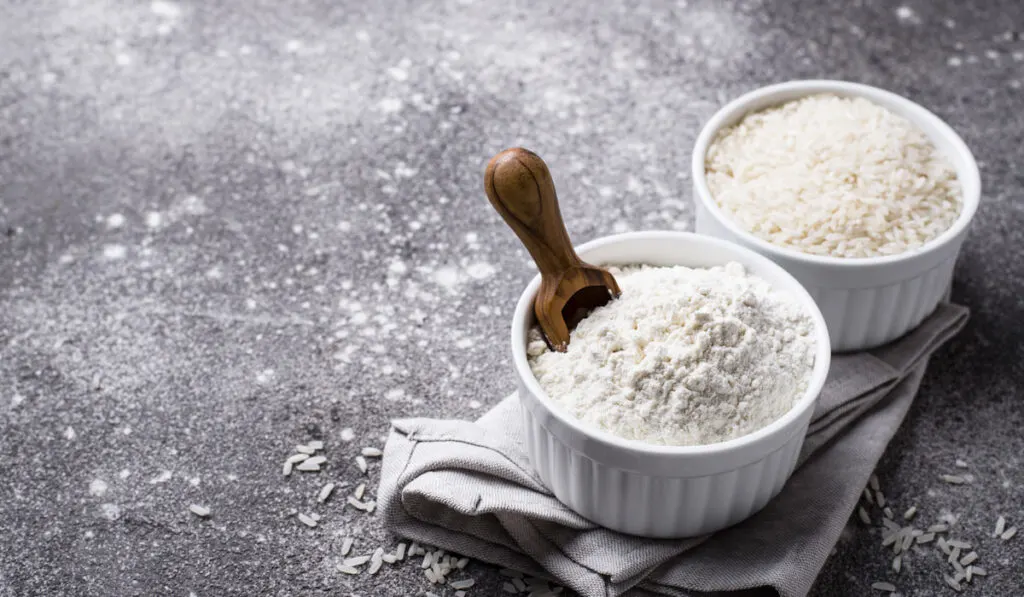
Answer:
[870,474,880,491]
[928,524,949,534]
[367,558,383,575]
[941,474,967,484]
[450,579,476,590]
[341,537,354,556]
[382,553,397,564]
[456,557,469,569]
[296,445,316,455]
[307,440,324,450]
[892,554,902,573]
[355,455,368,473]
[317,483,335,503]
[354,483,366,500]
[337,564,359,575]
[969,565,987,576]
[189,504,211,518]
[960,551,978,566]
[395,542,407,561]
[858,506,871,525]
[995,515,1006,537]
[344,555,370,567]
[954,458,968,468]
[884,507,894,520]
[1001,526,1017,541]
[943,574,962,592]
[916,532,935,544]
[903,506,917,520]
[361,447,383,457]
[870,581,896,592]
[876,490,886,508]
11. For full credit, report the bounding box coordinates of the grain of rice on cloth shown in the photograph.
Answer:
[705,94,961,258]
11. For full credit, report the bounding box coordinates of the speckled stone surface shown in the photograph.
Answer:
[1,0,1022,595]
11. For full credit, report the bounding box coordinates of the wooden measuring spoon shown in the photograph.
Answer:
[484,147,620,352]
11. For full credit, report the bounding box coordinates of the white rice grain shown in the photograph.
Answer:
[928,523,949,534]
[450,579,475,590]
[296,445,316,455]
[395,542,407,561]
[296,456,327,471]
[367,558,383,575]
[875,490,886,508]
[903,506,917,520]
[354,483,366,500]
[1001,526,1018,541]
[892,554,902,573]
[969,565,987,576]
[960,551,978,566]
[421,552,433,569]
[941,474,967,484]
[870,581,897,592]
[916,532,935,544]
[337,564,359,575]
[858,507,871,525]
[869,474,880,491]
[361,447,383,457]
[943,574,962,592]
[189,504,211,517]
[382,554,397,564]
[863,488,875,505]
[456,557,469,569]
[995,515,1007,537]
[341,537,354,556]
[317,482,336,503]
[954,458,968,468]
[297,513,317,528]
[883,507,894,520]
[355,456,368,473]
[344,555,370,567]
[307,440,324,450]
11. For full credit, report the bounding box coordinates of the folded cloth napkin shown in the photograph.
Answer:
[378,304,968,597]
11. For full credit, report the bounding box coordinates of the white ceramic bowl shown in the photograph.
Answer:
[511,231,831,538]
[692,80,980,352]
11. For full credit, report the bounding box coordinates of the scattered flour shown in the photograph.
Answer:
[89,479,108,496]
[102,244,127,260]
[527,263,816,446]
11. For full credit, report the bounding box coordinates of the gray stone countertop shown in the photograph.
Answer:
[1,0,1022,595]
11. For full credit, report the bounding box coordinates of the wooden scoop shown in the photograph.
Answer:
[484,147,620,352]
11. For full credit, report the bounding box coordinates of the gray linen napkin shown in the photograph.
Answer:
[378,304,968,597]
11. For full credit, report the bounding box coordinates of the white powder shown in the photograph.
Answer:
[527,263,816,446]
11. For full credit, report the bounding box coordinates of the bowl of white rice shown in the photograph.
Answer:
[691,80,980,351]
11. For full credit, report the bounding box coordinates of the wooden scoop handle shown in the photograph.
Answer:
[484,148,583,279]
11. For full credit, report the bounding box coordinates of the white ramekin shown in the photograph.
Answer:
[511,231,832,538]
[691,80,980,352]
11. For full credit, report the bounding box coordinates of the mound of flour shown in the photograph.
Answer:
[527,263,816,446]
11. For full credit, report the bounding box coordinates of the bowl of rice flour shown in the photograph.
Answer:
[691,80,980,351]
[510,231,831,537]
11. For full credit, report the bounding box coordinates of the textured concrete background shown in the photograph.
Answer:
[1,0,1022,595]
